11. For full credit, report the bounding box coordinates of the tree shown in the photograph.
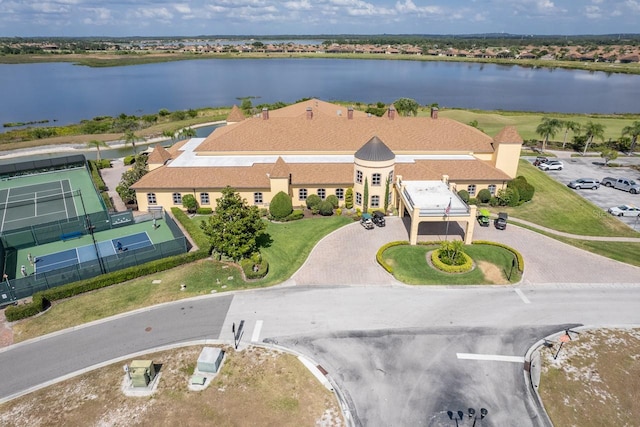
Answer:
[561,120,581,149]
[621,121,640,155]
[384,176,391,213]
[200,186,266,262]
[535,117,562,152]
[393,98,419,117]
[582,121,606,155]
[363,177,369,213]
[600,147,618,166]
[86,139,108,161]
[123,129,141,155]
[344,188,354,209]
[115,155,147,204]
[178,127,197,140]
[162,129,176,142]
[305,194,322,210]
[182,194,198,213]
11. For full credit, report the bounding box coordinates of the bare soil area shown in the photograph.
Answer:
[538,328,640,427]
[476,260,508,284]
[0,345,343,427]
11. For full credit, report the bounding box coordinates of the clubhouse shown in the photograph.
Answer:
[132,99,522,244]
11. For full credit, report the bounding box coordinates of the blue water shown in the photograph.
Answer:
[2,58,639,129]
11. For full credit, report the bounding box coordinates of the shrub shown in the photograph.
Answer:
[497,187,519,207]
[5,293,50,322]
[336,208,342,216]
[182,194,198,213]
[431,249,473,273]
[477,189,491,203]
[489,197,499,207]
[123,155,135,165]
[344,188,354,209]
[326,194,339,209]
[508,176,535,203]
[318,200,334,216]
[196,207,213,215]
[259,208,269,217]
[269,191,293,219]
[286,209,304,221]
[376,241,410,273]
[306,194,322,209]
[468,197,477,205]
[457,189,470,203]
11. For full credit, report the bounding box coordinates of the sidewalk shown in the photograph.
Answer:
[509,216,640,242]
[99,158,129,212]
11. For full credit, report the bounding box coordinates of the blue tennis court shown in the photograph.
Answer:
[34,232,153,274]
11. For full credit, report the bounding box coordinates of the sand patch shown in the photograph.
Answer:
[477,260,508,284]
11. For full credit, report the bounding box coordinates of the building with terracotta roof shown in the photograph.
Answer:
[132,99,522,244]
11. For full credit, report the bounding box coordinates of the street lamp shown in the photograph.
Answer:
[468,408,488,426]
[448,408,488,426]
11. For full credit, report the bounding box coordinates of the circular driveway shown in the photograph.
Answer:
[292,215,640,286]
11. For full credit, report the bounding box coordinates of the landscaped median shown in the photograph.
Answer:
[377,240,523,285]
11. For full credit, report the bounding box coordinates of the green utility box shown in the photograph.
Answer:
[197,347,224,373]
[130,360,156,387]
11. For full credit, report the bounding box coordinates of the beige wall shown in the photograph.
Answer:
[136,188,271,212]
[492,142,522,178]
[290,185,350,207]
[353,158,394,212]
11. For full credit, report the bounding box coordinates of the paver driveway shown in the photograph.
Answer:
[291,216,640,286]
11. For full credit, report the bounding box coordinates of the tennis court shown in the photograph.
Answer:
[33,232,154,275]
[0,180,81,233]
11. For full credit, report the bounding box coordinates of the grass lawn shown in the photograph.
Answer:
[12,216,353,342]
[485,160,639,237]
[0,345,342,426]
[382,243,521,285]
[439,109,640,142]
[539,328,640,427]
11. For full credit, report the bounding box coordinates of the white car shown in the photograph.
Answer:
[607,205,640,217]
[538,160,564,171]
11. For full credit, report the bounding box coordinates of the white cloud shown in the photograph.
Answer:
[82,7,111,25]
[584,5,602,19]
[134,7,173,21]
[174,4,191,14]
[283,0,312,11]
[626,0,640,12]
[395,0,443,16]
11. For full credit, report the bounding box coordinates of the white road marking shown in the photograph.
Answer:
[515,288,531,304]
[251,320,263,342]
[456,353,525,363]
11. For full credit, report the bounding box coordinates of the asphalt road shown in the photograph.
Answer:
[3,284,640,426]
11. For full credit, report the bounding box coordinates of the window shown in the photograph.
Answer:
[372,173,381,186]
[371,195,380,208]
[299,189,307,200]
[317,189,326,199]
[335,188,344,200]
[388,170,394,183]
[488,184,497,196]
[356,170,363,184]
[467,185,476,196]
[200,193,210,205]
[355,192,362,205]
[254,192,263,204]
[172,193,182,204]
[147,193,157,205]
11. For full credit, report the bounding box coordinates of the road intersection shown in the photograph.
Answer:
[0,218,638,426]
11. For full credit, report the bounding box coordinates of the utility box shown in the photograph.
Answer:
[129,360,156,387]
[197,347,224,373]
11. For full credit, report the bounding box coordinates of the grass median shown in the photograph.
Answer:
[11,216,352,343]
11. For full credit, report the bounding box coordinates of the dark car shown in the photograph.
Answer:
[533,156,548,166]
[372,211,386,227]
[495,212,508,230]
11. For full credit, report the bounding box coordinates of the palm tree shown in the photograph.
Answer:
[582,121,605,156]
[178,127,197,140]
[535,117,562,152]
[561,120,580,150]
[86,139,108,161]
[123,129,141,155]
[622,121,640,155]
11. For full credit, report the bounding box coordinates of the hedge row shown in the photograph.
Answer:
[376,241,410,273]
[430,249,473,273]
[171,207,210,250]
[240,259,269,280]
[472,240,524,272]
[196,207,213,215]
[88,160,108,191]
[5,210,210,322]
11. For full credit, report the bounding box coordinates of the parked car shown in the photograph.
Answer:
[568,178,600,190]
[360,213,374,229]
[538,160,563,171]
[372,211,386,227]
[533,156,548,166]
[607,205,640,217]
[477,208,490,227]
[602,177,640,194]
[495,212,508,230]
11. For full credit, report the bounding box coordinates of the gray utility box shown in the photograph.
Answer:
[130,360,156,387]
[197,347,224,373]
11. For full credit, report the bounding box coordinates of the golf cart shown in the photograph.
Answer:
[477,208,490,227]
[372,211,386,227]
[495,212,508,230]
[360,213,374,230]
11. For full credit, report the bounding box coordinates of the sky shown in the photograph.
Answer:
[1,0,639,38]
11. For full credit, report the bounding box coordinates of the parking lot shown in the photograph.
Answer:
[529,155,640,230]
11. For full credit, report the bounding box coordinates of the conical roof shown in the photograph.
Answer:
[269,157,290,178]
[354,136,395,161]
[226,105,246,123]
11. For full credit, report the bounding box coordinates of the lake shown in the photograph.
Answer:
[2,58,640,130]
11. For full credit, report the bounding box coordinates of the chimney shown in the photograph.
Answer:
[347,107,354,120]
[388,107,396,120]
[431,107,438,119]
[262,108,269,120]
[306,107,313,120]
